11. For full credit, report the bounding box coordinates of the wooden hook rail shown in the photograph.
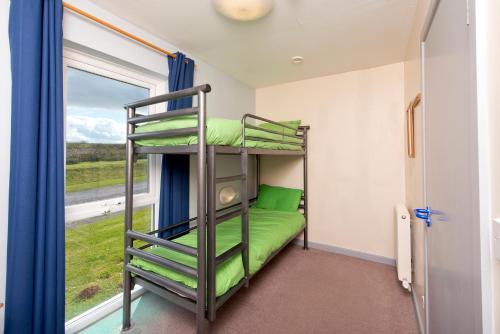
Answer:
[406,93,421,158]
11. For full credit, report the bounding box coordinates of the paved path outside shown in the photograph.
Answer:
[65,181,148,206]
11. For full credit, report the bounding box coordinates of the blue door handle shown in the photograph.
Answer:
[414,206,432,227]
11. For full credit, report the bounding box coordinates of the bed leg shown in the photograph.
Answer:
[196,313,209,334]
[122,270,132,331]
[303,228,309,250]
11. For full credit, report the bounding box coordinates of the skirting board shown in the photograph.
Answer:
[293,239,396,266]
[411,288,425,334]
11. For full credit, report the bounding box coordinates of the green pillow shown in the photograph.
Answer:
[259,120,301,136]
[254,184,303,212]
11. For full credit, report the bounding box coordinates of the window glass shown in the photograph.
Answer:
[65,67,149,206]
[65,206,151,320]
[64,66,154,321]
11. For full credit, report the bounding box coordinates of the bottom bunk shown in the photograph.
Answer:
[130,207,305,298]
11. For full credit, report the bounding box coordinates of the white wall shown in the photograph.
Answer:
[0,0,11,331]
[256,63,406,260]
[476,0,500,332]
[402,0,431,328]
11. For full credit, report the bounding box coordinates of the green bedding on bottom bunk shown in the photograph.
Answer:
[134,116,303,150]
[130,207,305,297]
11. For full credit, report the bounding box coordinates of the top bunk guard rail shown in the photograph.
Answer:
[241,113,308,150]
[243,124,303,140]
[128,107,199,124]
[125,84,211,109]
[241,113,297,131]
[128,127,198,141]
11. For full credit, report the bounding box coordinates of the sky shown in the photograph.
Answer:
[66,67,149,143]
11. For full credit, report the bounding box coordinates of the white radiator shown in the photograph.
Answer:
[395,204,412,291]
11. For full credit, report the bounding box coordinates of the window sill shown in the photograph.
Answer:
[65,285,145,334]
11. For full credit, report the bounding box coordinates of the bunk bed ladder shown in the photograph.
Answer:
[207,145,216,322]
[206,146,250,323]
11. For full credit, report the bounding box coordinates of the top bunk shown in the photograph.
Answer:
[125,84,309,156]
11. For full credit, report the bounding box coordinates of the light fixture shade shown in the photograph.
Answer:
[213,0,273,21]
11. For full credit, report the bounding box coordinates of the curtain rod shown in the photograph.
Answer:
[62,2,178,59]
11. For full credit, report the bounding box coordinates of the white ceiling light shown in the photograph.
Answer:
[213,0,273,21]
[291,56,304,64]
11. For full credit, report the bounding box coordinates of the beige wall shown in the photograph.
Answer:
[403,0,431,327]
[256,62,406,260]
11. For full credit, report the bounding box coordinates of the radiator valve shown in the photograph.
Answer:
[402,279,411,292]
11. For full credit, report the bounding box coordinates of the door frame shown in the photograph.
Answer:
[419,0,492,333]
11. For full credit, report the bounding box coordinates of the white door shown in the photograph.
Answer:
[422,0,482,333]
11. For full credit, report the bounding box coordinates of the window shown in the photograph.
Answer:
[65,67,150,206]
[63,50,163,323]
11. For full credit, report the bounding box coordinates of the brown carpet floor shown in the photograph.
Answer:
[124,245,418,334]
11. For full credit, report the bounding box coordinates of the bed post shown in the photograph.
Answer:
[303,127,309,250]
[255,154,260,189]
[241,148,250,287]
[122,106,136,331]
[207,145,216,322]
[256,155,260,195]
[196,90,208,334]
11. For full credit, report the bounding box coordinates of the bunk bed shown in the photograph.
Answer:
[122,84,309,333]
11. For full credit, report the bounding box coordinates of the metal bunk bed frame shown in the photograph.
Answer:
[122,84,309,333]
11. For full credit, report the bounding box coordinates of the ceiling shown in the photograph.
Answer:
[90,0,418,87]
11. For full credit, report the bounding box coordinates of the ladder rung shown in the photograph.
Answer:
[215,242,245,265]
[216,174,245,183]
[216,209,243,224]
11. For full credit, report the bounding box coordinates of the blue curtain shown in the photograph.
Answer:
[6,1,65,333]
[159,53,195,238]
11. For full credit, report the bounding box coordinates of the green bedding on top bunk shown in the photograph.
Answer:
[130,207,305,297]
[133,115,303,150]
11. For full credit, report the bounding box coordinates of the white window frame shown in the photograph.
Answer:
[63,48,165,332]
[63,49,164,224]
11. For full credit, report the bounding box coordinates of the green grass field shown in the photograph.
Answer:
[65,207,151,320]
[65,145,151,319]
[66,159,147,192]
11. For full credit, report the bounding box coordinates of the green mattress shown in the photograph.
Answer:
[131,207,305,297]
[134,115,303,150]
